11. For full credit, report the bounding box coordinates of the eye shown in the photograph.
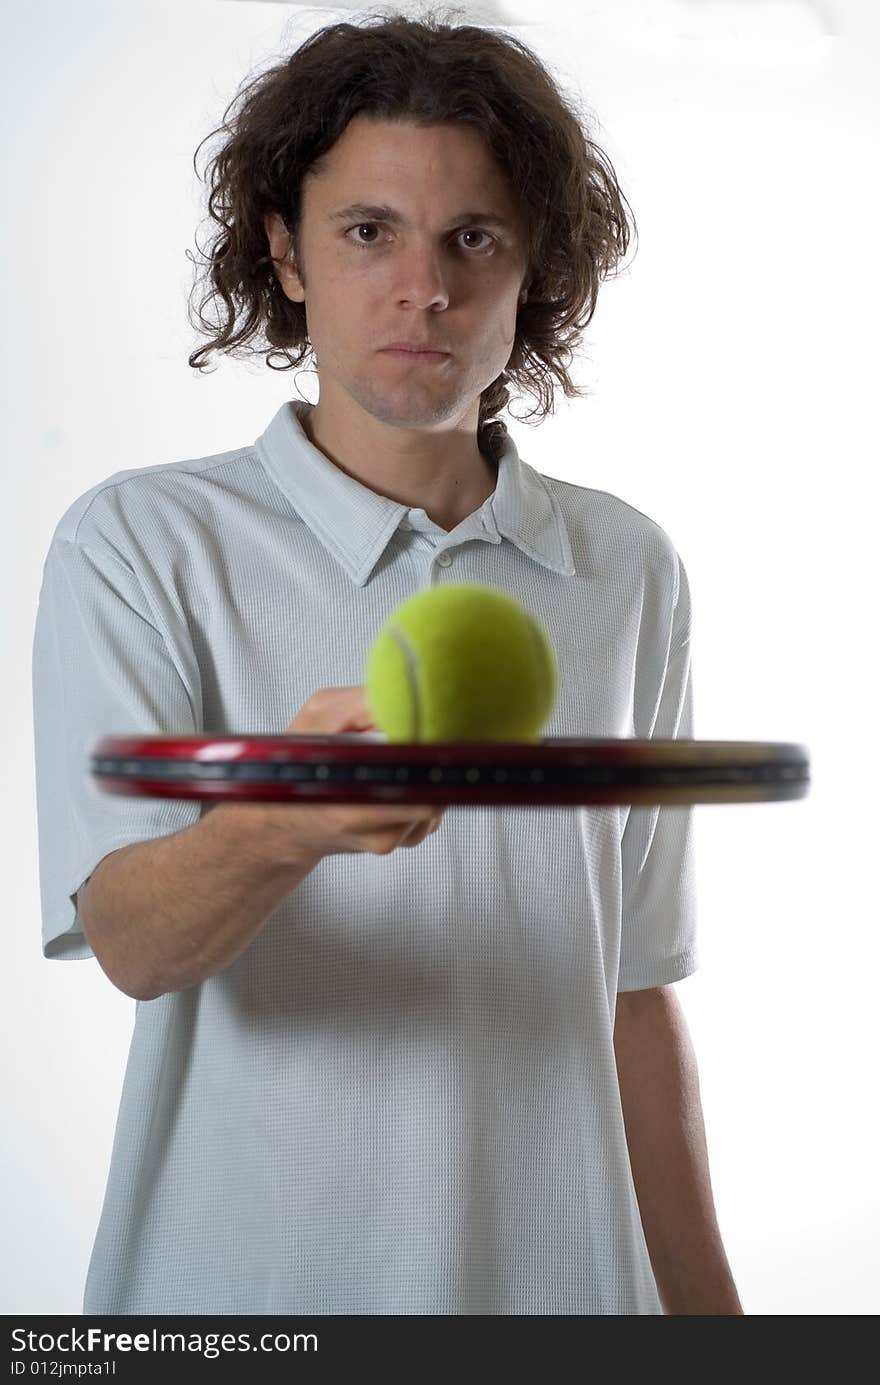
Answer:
[457,228,494,251]
[344,223,495,252]
[346,223,382,247]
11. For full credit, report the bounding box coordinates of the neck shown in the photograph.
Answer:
[300,401,498,533]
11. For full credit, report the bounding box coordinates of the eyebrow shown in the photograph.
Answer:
[327,202,513,232]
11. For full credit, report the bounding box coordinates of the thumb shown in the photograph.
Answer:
[353,684,377,729]
[284,685,375,736]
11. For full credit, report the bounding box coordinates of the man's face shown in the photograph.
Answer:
[265,116,530,435]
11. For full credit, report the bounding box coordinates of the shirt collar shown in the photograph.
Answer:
[254,399,576,588]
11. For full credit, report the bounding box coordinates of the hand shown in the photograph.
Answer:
[254,686,445,860]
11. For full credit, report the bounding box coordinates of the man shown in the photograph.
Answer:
[33,112,742,1314]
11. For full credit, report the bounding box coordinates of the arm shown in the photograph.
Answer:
[77,689,443,1002]
[77,803,322,1001]
[613,984,744,1315]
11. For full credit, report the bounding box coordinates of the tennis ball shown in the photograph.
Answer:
[365,583,558,743]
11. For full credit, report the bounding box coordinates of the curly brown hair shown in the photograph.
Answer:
[186,4,637,464]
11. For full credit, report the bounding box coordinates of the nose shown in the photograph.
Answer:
[394,245,451,310]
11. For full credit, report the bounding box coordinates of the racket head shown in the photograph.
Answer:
[89,734,811,808]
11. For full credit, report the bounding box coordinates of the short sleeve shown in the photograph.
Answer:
[617,553,698,992]
[31,535,202,961]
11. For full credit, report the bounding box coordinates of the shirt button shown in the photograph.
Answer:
[437,552,452,567]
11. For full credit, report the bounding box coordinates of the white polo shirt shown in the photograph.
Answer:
[32,398,698,1315]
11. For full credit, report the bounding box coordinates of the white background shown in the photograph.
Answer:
[4,0,877,1315]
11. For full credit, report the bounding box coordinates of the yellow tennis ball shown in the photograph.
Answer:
[365,583,558,743]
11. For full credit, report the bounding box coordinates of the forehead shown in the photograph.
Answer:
[311,116,520,213]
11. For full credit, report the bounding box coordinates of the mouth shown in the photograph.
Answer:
[380,347,451,361]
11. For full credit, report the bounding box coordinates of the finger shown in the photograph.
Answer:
[399,821,431,848]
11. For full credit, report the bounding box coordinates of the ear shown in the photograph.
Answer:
[263,210,305,302]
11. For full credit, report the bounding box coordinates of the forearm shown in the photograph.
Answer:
[613,987,744,1315]
[77,802,322,1001]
